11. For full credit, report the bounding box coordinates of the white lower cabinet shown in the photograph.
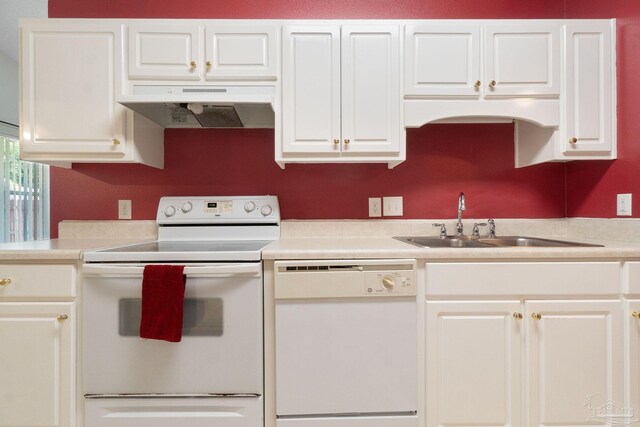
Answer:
[426,301,522,427]
[425,262,623,427]
[0,263,77,427]
[527,300,622,427]
[0,303,74,427]
[627,300,640,423]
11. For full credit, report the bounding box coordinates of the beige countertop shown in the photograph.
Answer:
[2,219,640,262]
[0,239,151,261]
[262,236,640,261]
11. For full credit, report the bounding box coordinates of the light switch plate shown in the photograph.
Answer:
[617,193,632,216]
[368,198,382,217]
[383,196,403,217]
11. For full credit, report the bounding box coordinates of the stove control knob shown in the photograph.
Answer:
[261,205,273,216]
[164,205,176,217]
[181,202,193,213]
[382,275,396,290]
[244,201,256,213]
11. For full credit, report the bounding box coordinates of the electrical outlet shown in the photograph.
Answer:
[368,198,382,217]
[119,200,132,220]
[383,196,403,217]
[617,193,632,216]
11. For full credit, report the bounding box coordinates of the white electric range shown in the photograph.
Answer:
[82,195,279,427]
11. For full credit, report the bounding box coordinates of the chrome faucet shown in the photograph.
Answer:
[456,192,466,237]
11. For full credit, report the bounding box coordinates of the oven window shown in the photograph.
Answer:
[118,298,223,336]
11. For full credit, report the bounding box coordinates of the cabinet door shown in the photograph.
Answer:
[204,24,278,80]
[21,22,128,156]
[563,22,614,155]
[341,25,400,154]
[527,300,623,427]
[404,23,481,97]
[628,300,640,425]
[484,23,560,97]
[128,22,203,80]
[282,26,341,154]
[426,301,522,427]
[0,303,74,427]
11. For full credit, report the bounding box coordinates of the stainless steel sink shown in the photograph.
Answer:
[394,236,603,248]
[398,236,491,248]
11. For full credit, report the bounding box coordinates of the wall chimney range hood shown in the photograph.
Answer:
[118,85,275,129]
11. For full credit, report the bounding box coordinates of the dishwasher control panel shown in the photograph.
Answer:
[364,270,416,296]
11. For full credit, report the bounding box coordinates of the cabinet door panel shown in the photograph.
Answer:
[426,301,522,427]
[563,22,614,155]
[527,300,622,427]
[21,23,127,156]
[0,303,73,427]
[629,300,640,425]
[205,24,277,80]
[404,23,480,97]
[341,26,400,154]
[128,23,202,80]
[282,26,341,154]
[484,23,560,97]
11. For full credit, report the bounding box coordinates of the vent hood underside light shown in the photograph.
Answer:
[118,85,276,129]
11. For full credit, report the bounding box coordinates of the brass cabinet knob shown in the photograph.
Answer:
[531,312,542,320]
[569,137,578,144]
[333,139,340,145]
[344,139,350,145]
[474,80,481,88]
[489,80,497,88]
[632,311,640,319]
[513,312,523,320]
[112,138,120,145]
[57,314,68,322]
[190,60,197,69]
[206,61,212,71]
[0,278,11,286]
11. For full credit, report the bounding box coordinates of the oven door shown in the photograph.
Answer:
[82,263,262,395]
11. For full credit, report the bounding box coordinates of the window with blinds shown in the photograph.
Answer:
[0,135,49,242]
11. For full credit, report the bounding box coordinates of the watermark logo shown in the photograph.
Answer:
[584,393,638,426]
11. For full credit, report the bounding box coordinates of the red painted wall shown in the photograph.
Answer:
[47,0,570,237]
[565,0,640,218]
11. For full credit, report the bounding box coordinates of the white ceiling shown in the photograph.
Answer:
[0,0,48,63]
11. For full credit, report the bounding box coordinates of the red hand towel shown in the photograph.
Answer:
[140,265,186,342]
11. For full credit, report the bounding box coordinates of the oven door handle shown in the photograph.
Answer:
[82,263,261,278]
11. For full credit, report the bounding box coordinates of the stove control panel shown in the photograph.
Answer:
[157,196,280,224]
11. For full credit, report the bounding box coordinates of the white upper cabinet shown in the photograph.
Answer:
[405,22,560,98]
[128,22,278,81]
[20,20,163,168]
[282,26,341,154]
[404,23,481,97]
[280,24,402,166]
[562,21,614,156]
[484,23,560,97]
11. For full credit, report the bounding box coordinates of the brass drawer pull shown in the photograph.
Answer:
[0,278,11,286]
[632,311,640,319]
[513,312,523,320]
[531,312,542,320]
[57,315,68,322]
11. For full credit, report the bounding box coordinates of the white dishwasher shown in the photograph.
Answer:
[274,259,418,427]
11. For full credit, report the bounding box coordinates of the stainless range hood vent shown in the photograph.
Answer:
[118,85,275,129]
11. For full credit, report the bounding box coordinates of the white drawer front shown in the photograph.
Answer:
[0,264,75,299]
[427,262,620,297]
[625,262,640,295]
